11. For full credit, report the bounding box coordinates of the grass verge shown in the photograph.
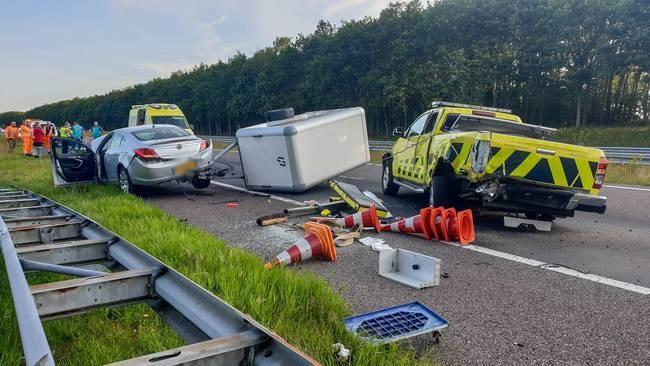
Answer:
[0,145,430,365]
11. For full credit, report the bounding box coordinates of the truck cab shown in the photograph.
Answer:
[383,101,608,219]
[128,104,194,134]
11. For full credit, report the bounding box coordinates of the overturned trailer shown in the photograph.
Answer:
[0,187,318,366]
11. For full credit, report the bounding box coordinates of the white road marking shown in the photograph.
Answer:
[338,175,364,180]
[604,184,650,192]
[210,181,306,206]
[463,244,650,295]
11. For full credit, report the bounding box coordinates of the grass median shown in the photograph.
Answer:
[0,145,430,365]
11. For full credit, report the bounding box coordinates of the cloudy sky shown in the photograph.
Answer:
[0,0,395,112]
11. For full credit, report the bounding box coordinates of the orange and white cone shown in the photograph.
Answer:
[264,222,336,269]
[429,206,452,241]
[311,203,381,233]
[380,208,433,240]
[443,209,475,245]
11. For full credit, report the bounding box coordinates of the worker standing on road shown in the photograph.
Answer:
[91,121,103,139]
[5,121,19,153]
[44,123,54,152]
[19,120,33,156]
[33,122,44,150]
[72,121,84,142]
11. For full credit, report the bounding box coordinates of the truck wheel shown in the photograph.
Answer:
[192,177,211,189]
[428,176,451,207]
[382,161,399,195]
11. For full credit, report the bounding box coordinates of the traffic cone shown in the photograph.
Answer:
[429,206,454,241]
[264,222,336,268]
[311,203,381,233]
[444,209,475,245]
[380,208,433,240]
[439,208,457,241]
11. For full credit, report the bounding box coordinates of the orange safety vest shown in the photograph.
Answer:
[5,126,19,140]
[20,125,32,139]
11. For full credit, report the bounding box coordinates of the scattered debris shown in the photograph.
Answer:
[343,301,448,343]
[328,180,392,218]
[379,248,441,289]
[504,215,552,232]
[284,201,348,217]
[209,199,240,205]
[331,343,350,363]
[311,203,382,233]
[333,228,362,247]
[256,213,288,226]
[227,202,239,208]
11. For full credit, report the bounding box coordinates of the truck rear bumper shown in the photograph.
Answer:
[478,182,607,216]
[565,193,607,214]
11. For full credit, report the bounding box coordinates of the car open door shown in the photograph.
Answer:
[50,138,97,186]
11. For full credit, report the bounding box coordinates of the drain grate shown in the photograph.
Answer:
[344,302,448,343]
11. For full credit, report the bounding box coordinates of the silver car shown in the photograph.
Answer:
[51,125,215,193]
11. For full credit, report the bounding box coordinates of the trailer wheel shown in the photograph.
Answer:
[192,177,212,189]
[382,160,399,195]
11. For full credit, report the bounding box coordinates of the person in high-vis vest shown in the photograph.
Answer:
[44,123,54,153]
[5,121,19,153]
[20,121,33,156]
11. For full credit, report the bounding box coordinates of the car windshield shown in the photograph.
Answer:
[132,126,190,141]
[151,115,190,129]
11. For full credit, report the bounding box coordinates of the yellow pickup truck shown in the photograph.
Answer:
[382,101,608,219]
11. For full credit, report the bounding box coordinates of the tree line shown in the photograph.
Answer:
[1,0,648,136]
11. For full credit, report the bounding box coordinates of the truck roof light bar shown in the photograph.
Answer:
[431,101,512,114]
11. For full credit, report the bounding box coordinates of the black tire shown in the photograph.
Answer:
[428,175,451,207]
[192,177,211,189]
[118,166,136,195]
[382,160,399,195]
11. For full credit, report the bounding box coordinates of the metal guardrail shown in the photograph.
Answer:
[201,136,650,165]
[0,187,318,366]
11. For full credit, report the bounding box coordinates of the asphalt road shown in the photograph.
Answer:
[142,152,650,365]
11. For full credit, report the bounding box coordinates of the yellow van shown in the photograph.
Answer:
[128,104,194,134]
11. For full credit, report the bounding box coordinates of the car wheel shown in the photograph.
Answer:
[428,175,451,207]
[382,160,399,195]
[118,167,136,194]
[191,177,211,189]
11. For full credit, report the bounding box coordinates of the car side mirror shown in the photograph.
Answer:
[392,127,405,138]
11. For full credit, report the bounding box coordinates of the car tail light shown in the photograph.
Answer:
[134,148,160,161]
[199,140,210,152]
[592,156,608,189]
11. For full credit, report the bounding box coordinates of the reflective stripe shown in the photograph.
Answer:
[405,217,415,231]
[352,213,363,226]
[276,251,292,266]
[294,238,312,260]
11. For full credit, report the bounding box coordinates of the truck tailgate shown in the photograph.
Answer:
[485,133,604,193]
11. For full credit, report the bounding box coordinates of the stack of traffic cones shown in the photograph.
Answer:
[311,203,382,233]
[380,206,475,245]
[428,207,475,245]
[265,222,337,268]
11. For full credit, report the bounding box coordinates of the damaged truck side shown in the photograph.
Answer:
[382,101,608,219]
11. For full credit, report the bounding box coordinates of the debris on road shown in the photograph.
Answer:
[311,203,382,233]
[284,200,348,217]
[328,180,392,218]
[343,301,448,343]
[379,248,441,289]
[504,215,552,232]
[256,213,288,226]
[331,343,351,363]
[264,222,336,268]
